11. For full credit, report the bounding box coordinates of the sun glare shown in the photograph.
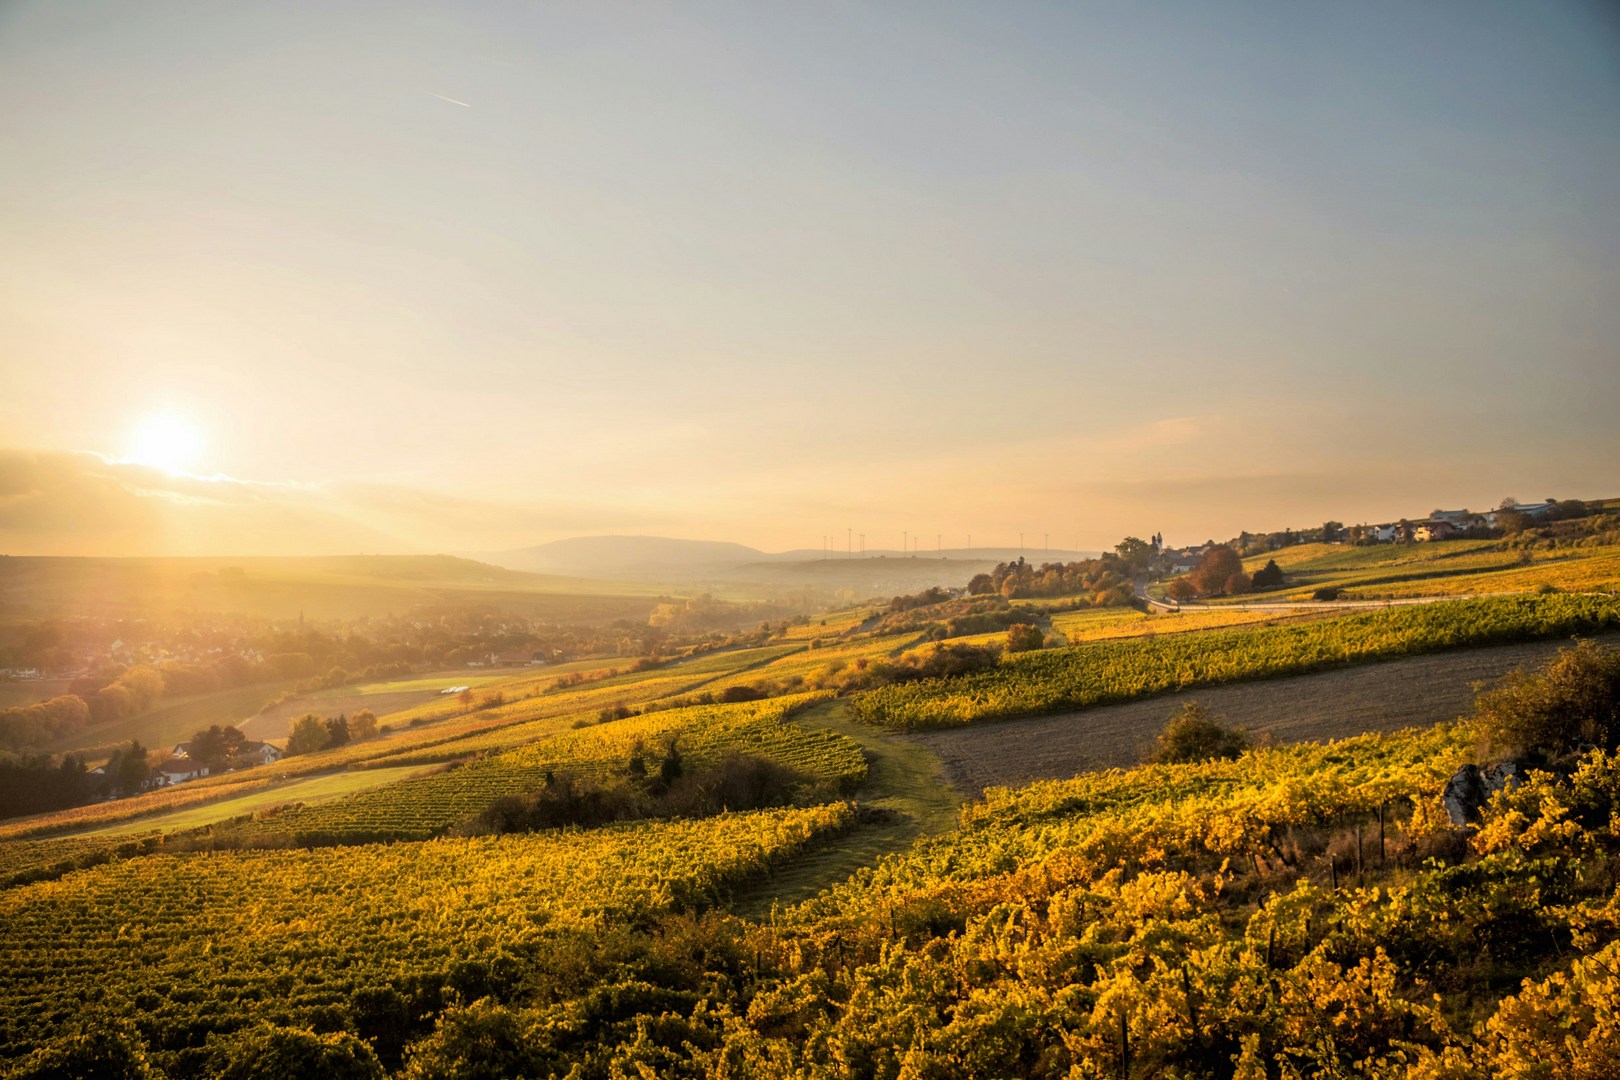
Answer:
[127,412,204,474]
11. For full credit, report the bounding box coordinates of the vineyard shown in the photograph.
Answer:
[1051,605,1320,643]
[694,632,926,695]
[851,593,1620,729]
[0,804,855,1071]
[1375,544,1620,598]
[1241,538,1620,600]
[15,703,1620,1076]
[194,694,864,846]
[748,723,1620,1078]
[9,555,1620,1075]
[769,608,877,642]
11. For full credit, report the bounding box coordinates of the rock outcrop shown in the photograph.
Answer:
[1443,761,1528,827]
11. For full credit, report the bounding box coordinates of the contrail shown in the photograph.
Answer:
[431,93,471,107]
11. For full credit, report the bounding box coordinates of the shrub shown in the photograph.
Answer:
[8,1019,157,1079]
[1005,623,1045,653]
[1474,640,1620,758]
[1148,702,1249,764]
[1313,586,1344,601]
[217,1025,384,1080]
[1251,559,1286,590]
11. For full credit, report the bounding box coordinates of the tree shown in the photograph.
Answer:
[187,724,245,774]
[1190,545,1243,595]
[658,738,684,787]
[348,708,379,741]
[1114,536,1155,573]
[115,666,166,712]
[287,714,330,756]
[1497,509,1530,535]
[1251,560,1285,590]
[625,741,648,782]
[1148,702,1249,764]
[966,573,995,595]
[1322,521,1343,543]
[1474,640,1620,758]
[325,715,351,749]
[1005,623,1045,653]
[113,741,150,796]
[1167,577,1198,601]
[1224,571,1253,595]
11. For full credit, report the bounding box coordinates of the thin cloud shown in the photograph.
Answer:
[430,93,471,107]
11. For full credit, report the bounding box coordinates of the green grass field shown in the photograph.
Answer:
[44,680,298,759]
[74,765,433,838]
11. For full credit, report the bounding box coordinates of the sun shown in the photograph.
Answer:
[127,412,205,474]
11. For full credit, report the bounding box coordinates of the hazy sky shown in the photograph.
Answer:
[2,1,1617,556]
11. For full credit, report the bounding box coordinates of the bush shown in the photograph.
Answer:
[216,1025,385,1080]
[1313,586,1344,601]
[402,999,562,1080]
[467,754,813,834]
[1474,640,1620,758]
[8,1019,156,1079]
[894,643,1002,681]
[1148,702,1249,764]
[1251,559,1286,590]
[1005,624,1045,653]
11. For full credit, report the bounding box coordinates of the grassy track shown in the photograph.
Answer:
[731,698,960,916]
[73,766,433,838]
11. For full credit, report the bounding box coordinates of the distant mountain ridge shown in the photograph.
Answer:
[478,535,785,577]
[475,535,1100,588]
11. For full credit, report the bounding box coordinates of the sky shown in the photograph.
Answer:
[2,1,1617,557]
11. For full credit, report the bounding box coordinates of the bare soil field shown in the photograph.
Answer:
[912,632,1620,795]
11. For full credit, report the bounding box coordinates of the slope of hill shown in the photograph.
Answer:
[0,554,667,620]
[477,535,1099,597]
[480,535,773,576]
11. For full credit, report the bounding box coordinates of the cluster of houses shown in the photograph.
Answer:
[148,738,284,787]
[466,646,553,668]
[1359,503,1554,544]
[1146,502,1558,568]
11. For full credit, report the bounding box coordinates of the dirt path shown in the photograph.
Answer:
[912,633,1620,795]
